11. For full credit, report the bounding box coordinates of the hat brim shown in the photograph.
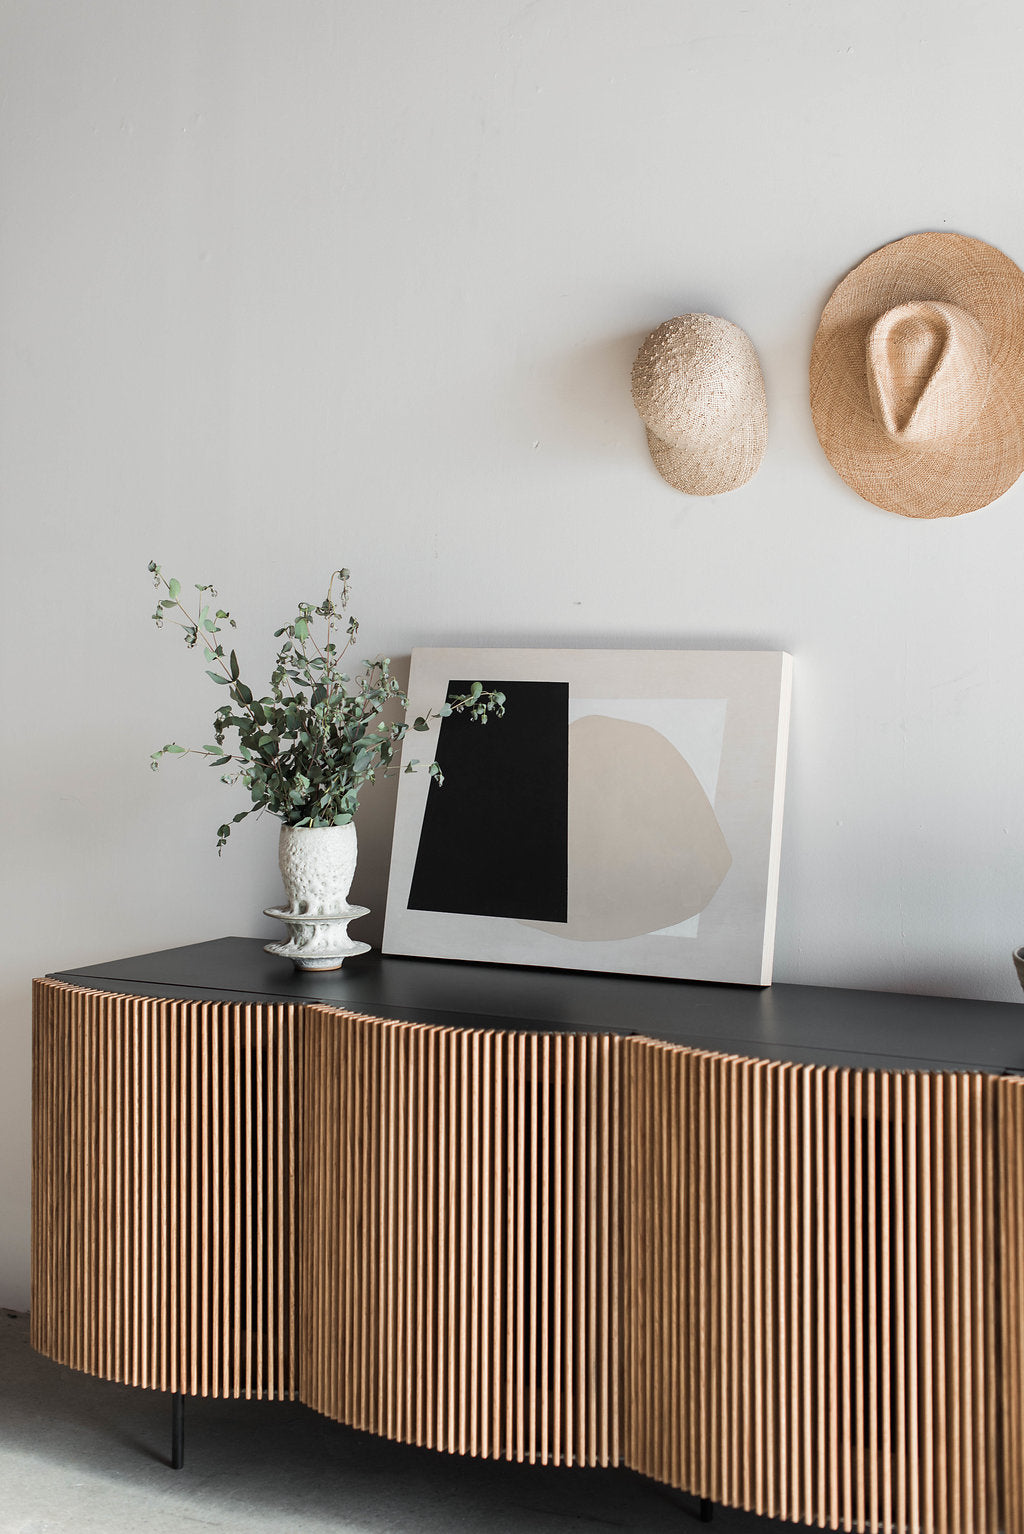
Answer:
[646,424,765,496]
[810,232,1024,518]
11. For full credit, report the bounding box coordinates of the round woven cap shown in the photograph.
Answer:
[810,232,1024,518]
[631,314,767,495]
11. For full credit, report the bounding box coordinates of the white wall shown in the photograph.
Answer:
[3,0,1024,1306]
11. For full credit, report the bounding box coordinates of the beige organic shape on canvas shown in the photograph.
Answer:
[522,714,732,943]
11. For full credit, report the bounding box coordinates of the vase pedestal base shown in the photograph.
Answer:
[263,905,371,970]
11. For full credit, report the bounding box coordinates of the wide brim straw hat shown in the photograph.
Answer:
[810,232,1024,518]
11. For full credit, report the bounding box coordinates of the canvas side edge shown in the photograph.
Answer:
[757,651,794,985]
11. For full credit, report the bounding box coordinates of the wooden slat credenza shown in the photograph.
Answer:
[32,939,1024,1532]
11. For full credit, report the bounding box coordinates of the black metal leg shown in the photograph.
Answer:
[170,1392,185,1470]
[699,1497,713,1522]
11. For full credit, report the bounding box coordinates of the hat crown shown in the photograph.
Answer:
[866,300,990,445]
[632,313,762,445]
[631,313,767,494]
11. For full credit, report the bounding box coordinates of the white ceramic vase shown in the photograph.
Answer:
[264,823,370,970]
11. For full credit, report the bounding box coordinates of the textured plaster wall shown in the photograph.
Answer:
[3,0,1024,1304]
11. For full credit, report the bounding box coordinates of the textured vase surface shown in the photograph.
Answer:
[264,823,370,970]
[278,823,358,914]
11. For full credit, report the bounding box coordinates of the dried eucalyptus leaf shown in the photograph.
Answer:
[147,561,507,849]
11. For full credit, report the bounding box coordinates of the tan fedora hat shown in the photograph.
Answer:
[810,232,1024,518]
[631,314,767,495]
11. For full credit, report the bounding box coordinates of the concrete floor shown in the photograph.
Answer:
[0,1310,783,1534]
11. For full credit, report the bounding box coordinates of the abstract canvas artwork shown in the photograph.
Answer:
[383,649,792,985]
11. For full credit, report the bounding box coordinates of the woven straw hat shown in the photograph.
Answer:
[631,314,767,494]
[810,232,1024,518]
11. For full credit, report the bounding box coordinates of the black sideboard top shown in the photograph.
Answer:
[48,937,1024,1076]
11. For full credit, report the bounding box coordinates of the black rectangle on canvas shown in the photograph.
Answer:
[407,679,569,922]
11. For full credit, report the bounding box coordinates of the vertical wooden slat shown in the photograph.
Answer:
[479,1029,492,1459]
[623,1039,636,1474]
[219,1002,231,1400]
[586,1037,598,1468]
[672,1049,684,1496]
[265,1008,275,1404]
[959,1075,974,1534]
[523,1030,537,1464]
[942,1077,957,1534]
[68,986,81,1374]
[539,1032,551,1464]
[866,1071,879,1534]
[999,1079,1016,1534]
[852,1069,865,1534]
[721,1049,735,1505]
[326,1013,340,1422]
[789,1062,802,1524]
[837,1069,851,1533]
[445,1028,457,1451]
[255,1006,265,1399]
[778,1063,793,1521]
[753,1061,766,1513]
[652,1042,663,1484]
[999,1075,1024,1534]
[919,1073,935,1534]
[933,1075,948,1534]
[893,1071,908,1534]
[881,1070,893,1534]
[979,1075,996,1534]
[610,1034,621,1470]
[577,1038,589,1468]
[598,1034,611,1468]
[119,996,130,1385]
[551,1032,562,1464]
[691,1050,704,1495]
[424,1025,437,1446]
[457,1029,469,1456]
[825,1068,839,1531]
[199,1001,211,1397]
[762,1063,775,1518]
[953,1075,967,1534]
[492,1032,504,1459]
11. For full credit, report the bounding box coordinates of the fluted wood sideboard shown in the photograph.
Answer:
[32,939,1024,1532]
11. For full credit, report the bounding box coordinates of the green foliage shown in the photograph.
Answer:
[148,563,506,851]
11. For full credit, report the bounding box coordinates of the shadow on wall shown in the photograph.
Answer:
[534,328,650,456]
[533,313,774,466]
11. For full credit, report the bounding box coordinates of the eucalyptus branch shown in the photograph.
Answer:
[148,562,506,850]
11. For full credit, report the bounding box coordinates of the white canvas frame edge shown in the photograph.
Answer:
[757,650,793,984]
